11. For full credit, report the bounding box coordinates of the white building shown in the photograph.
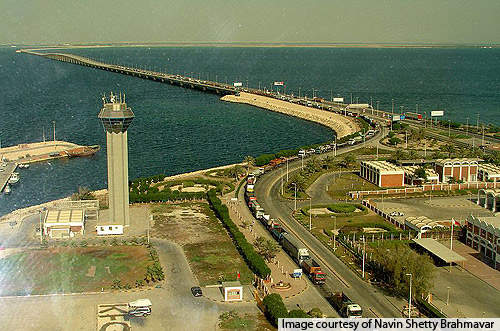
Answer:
[44,209,85,239]
[478,164,500,182]
[96,222,124,236]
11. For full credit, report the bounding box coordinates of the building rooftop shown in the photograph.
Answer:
[469,215,500,229]
[412,238,466,263]
[45,209,84,224]
[403,166,439,179]
[478,164,500,177]
[434,158,481,165]
[361,160,404,173]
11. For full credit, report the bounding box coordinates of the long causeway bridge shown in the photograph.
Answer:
[20,50,237,96]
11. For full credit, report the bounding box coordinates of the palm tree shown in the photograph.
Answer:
[243,155,255,175]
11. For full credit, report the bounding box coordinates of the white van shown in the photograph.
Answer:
[128,299,152,317]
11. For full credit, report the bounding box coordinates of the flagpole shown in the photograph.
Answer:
[450,219,454,251]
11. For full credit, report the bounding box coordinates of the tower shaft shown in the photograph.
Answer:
[106,131,130,226]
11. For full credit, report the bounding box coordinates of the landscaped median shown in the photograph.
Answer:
[207,190,271,279]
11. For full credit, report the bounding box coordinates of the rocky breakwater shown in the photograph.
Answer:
[221,92,360,138]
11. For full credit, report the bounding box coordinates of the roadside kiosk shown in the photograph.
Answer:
[222,281,243,302]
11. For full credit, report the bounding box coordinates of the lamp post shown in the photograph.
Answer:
[52,121,56,142]
[333,215,337,249]
[446,286,450,305]
[293,183,297,211]
[308,197,312,231]
[406,273,413,318]
[448,120,451,137]
[362,236,366,278]
[148,215,152,244]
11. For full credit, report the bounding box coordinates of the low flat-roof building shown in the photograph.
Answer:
[412,238,466,266]
[403,166,439,185]
[405,216,445,236]
[434,158,479,183]
[477,189,500,213]
[465,215,500,270]
[360,161,404,188]
[478,164,500,183]
[44,209,85,239]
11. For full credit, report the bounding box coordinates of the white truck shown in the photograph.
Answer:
[128,299,152,317]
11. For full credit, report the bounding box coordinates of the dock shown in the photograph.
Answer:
[0,162,17,193]
[0,141,99,165]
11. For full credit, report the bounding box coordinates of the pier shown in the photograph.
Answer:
[20,50,237,96]
[0,163,17,193]
[0,141,99,164]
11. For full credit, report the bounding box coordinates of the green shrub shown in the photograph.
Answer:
[288,309,309,318]
[207,190,271,278]
[262,294,288,326]
[327,203,356,213]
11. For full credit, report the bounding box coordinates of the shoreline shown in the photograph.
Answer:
[221,92,360,139]
[0,161,247,222]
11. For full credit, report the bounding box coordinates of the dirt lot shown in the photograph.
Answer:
[150,202,252,286]
[0,246,151,296]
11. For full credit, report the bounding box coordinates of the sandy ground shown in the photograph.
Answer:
[221,92,360,138]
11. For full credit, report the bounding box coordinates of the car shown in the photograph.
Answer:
[191,286,202,297]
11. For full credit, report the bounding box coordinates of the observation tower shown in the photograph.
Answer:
[98,92,134,227]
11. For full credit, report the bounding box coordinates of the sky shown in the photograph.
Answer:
[1,0,499,44]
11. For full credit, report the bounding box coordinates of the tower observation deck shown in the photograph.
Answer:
[98,93,134,227]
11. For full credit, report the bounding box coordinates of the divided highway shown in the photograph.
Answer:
[254,134,403,317]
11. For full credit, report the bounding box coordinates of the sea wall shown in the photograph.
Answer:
[221,92,360,139]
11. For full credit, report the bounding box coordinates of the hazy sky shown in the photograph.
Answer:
[1,0,499,44]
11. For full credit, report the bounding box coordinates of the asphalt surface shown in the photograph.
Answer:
[254,132,405,318]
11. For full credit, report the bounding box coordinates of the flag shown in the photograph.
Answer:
[237,271,240,280]
[274,81,284,86]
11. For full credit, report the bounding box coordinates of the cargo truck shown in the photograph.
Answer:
[301,258,326,285]
[330,292,362,318]
[281,233,310,263]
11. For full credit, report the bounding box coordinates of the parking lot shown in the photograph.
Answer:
[373,196,495,223]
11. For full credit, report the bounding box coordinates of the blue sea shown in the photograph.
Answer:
[0,46,499,216]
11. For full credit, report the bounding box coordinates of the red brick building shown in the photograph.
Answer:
[360,161,405,188]
[466,215,500,270]
[434,158,479,183]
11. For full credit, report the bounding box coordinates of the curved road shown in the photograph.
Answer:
[254,131,404,317]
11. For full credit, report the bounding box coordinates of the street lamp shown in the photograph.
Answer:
[362,236,366,278]
[448,120,451,138]
[406,273,413,318]
[308,197,312,231]
[292,183,297,211]
[332,215,337,249]
[446,286,450,305]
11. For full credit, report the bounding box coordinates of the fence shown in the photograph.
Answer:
[350,181,500,199]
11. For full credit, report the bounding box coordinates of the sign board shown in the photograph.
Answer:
[392,115,401,121]
[292,269,303,278]
[233,82,243,87]
[274,81,284,86]
[333,97,344,102]
[431,110,444,117]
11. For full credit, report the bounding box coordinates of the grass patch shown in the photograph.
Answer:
[150,202,253,286]
[0,246,152,296]
[326,172,379,199]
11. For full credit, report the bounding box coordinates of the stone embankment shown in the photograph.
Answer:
[221,92,360,138]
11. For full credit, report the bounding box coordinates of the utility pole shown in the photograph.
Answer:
[362,236,366,278]
[52,121,56,142]
[148,215,152,244]
[406,273,413,318]
[293,183,297,211]
[286,159,289,182]
[309,198,312,231]
[476,113,480,131]
[466,117,469,135]
[39,210,43,244]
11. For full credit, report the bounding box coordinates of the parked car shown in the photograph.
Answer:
[191,286,203,297]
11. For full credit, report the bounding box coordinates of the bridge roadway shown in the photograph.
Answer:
[254,131,404,318]
[0,163,17,193]
[20,50,237,96]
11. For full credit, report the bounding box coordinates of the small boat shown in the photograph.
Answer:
[4,185,11,194]
[8,173,19,184]
[18,164,29,169]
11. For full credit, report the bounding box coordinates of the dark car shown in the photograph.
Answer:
[191,286,202,297]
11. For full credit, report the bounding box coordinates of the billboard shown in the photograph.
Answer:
[333,97,344,102]
[392,115,401,121]
[431,110,444,117]
[274,81,284,86]
[233,82,243,87]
